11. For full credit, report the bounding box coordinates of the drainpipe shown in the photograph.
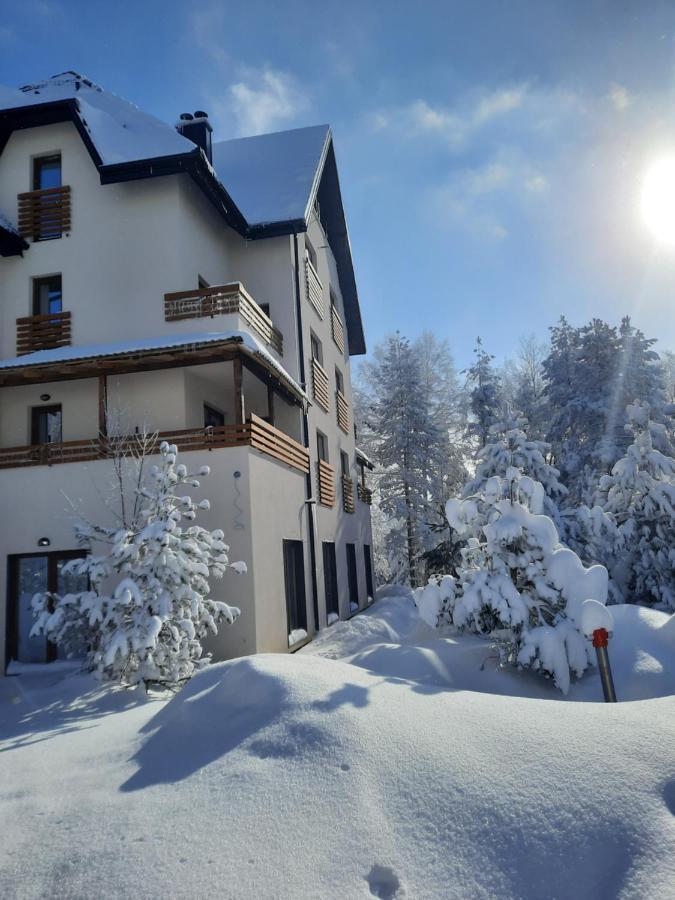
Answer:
[293,232,320,633]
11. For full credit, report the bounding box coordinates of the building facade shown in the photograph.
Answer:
[0,72,374,672]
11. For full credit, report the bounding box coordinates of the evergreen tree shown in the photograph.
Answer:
[418,466,608,694]
[32,442,245,686]
[464,338,502,448]
[596,402,675,608]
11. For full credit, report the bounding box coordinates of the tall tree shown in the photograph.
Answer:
[464,338,502,448]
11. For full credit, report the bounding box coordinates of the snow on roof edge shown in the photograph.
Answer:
[0,330,306,400]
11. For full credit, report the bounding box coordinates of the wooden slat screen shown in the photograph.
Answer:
[331,304,345,354]
[336,390,350,434]
[16,311,72,356]
[317,459,336,507]
[305,258,325,318]
[311,358,330,412]
[164,283,283,356]
[0,417,310,474]
[18,185,71,240]
[342,474,355,513]
[357,484,373,505]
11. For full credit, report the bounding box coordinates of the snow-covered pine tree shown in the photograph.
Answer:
[596,402,675,608]
[32,441,245,687]
[464,337,502,448]
[417,465,608,694]
[501,335,549,440]
[462,412,568,531]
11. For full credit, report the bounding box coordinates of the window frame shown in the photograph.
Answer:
[316,430,329,462]
[30,404,62,445]
[32,274,63,316]
[32,153,62,191]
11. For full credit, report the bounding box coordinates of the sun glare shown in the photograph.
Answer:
[642,157,675,245]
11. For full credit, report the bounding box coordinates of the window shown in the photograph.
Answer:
[335,366,345,395]
[364,545,374,600]
[305,236,318,270]
[204,404,225,429]
[283,540,307,637]
[323,542,339,620]
[330,288,339,313]
[310,332,323,365]
[346,543,359,613]
[317,430,329,462]
[31,405,62,445]
[340,450,350,477]
[33,275,62,316]
[33,154,61,191]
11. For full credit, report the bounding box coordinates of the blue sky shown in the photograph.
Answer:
[3,0,675,367]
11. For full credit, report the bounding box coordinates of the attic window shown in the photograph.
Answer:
[33,154,61,191]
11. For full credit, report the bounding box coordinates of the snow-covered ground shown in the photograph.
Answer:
[2,592,675,898]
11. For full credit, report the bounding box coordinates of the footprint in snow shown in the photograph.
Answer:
[366,864,403,899]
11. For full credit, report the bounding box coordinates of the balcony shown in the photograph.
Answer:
[311,358,330,412]
[342,474,355,513]
[357,483,373,505]
[305,258,325,318]
[18,186,71,241]
[17,311,72,356]
[0,414,310,474]
[336,390,349,434]
[317,459,336,507]
[331,304,345,354]
[164,283,283,356]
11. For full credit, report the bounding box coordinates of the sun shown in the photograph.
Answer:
[642,157,675,244]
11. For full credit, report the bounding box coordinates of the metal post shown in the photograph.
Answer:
[593,628,617,703]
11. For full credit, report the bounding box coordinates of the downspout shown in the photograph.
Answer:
[293,232,320,633]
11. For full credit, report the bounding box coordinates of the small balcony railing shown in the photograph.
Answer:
[331,304,345,354]
[336,390,350,434]
[311,358,330,412]
[17,310,72,356]
[164,283,283,356]
[342,474,355,513]
[317,459,336,507]
[305,258,325,318]
[357,483,373,505]
[18,185,71,241]
[0,415,310,474]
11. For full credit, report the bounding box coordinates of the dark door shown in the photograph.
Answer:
[346,543,359,613]
[364,544,374,600]
[6,551,86,666]
[31,405,62,445]
[322,542,339,621]
[283,540,307,636]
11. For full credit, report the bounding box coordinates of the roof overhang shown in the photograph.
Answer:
[0,221,28,256]
[0,335,305,405]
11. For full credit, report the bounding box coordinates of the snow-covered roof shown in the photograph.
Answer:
[2,72,194,166]
[356,447,375,469]
[211,125,330,228]
[0,330,306,400]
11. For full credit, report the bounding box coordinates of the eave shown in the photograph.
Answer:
[0,222,28,256]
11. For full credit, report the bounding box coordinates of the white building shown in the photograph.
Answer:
[0,72,374,672]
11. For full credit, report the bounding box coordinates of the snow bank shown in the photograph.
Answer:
[2,635,675,899]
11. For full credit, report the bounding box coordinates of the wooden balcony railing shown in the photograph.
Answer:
[164,283,283,356]
[331,304,345,354]
[305,258,324,318]
[0,414,310,474]
[17,310,72,356]
[357,483,373,505]
[317,459,336,507]
[18,185,71,241]
[336,390,350,434]
[311,358,330,412]
[342,474,355,513]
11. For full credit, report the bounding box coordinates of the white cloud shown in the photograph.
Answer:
[372,83,528,148]
[227,67,309,136]
[608,83,633,112]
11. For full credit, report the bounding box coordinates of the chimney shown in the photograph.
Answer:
[176,110,213,163]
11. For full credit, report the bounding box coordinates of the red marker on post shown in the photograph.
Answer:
[581,600,618,703]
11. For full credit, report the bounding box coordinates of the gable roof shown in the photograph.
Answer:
[0,73,366,355]
[211,125,330,229]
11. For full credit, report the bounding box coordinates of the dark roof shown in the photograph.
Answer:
[0,72,366,355]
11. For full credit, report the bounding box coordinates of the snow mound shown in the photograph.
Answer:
[3,648,675,898]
